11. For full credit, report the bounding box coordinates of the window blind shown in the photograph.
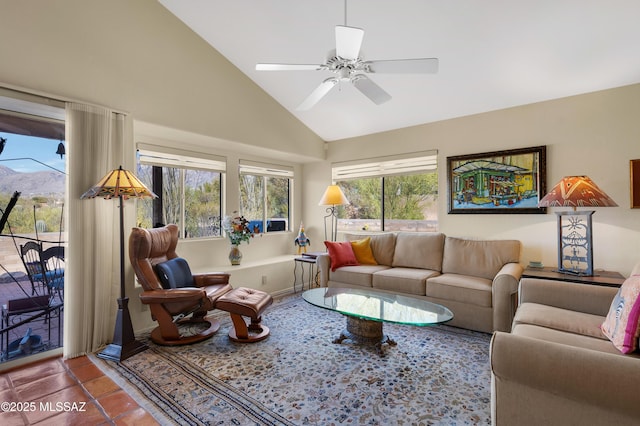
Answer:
[137,143,226,172]
[332,151,437,181]
[239,160,294,178]
[0,87,65,119]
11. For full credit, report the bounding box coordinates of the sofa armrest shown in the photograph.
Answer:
[316,254,330,287]
[519,278,618,316]
[491,262,523,332]
[491,332,640,425]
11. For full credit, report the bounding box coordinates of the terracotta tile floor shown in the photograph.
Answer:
[0,355,158,425]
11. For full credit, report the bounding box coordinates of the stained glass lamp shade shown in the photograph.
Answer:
[81,166,156,200]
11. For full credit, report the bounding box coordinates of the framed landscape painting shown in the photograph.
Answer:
[447,146,547,214]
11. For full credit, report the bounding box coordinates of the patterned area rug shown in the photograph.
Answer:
[91,294,492,425]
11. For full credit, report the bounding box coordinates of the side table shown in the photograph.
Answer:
[521,267,625,287]
[293,252,323,293]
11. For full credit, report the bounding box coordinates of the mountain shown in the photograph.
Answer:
[0,165,65,197]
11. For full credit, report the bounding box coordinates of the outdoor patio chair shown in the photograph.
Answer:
[19,242,64,300]
[41,246,64,301]
[19,241,48,296]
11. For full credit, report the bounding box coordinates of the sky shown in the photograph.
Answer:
[0,132,66,174]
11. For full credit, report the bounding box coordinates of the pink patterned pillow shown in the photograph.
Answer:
[601,274,640,353]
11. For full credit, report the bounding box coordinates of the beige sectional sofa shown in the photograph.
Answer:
[490,264,640,425]
[316,232,523,333]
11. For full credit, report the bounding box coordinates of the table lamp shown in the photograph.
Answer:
[538,175,617,276]
[318,184,349,242]
[81,166,157,361]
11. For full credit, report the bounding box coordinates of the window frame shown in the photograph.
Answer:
[239,160,293,233]
[136,145,226,239]
[332,151,438,232]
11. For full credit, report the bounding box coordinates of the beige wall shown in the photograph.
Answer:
[0,0,323,334]
[303,84,640,276]
[0,0,324,160]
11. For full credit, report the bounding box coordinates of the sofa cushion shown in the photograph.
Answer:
[514,302,608,341]
[325,241,359,271]
[331,265,390,288]
[344,233,397,266]
[512,323,636,357]
[601,274,640,353]
[350,237,378,265]
[426,273,492,307]
[372,267,439,296]
[391,232,445,270]
[441,237,520,280]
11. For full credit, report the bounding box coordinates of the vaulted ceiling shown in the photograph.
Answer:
[160,0,640,141]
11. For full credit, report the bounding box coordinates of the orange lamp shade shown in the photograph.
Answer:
[538,176,617,209]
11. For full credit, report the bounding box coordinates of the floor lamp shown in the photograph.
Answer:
[538,176,617,276]
[319,184,349,242]
[81,166,157,362]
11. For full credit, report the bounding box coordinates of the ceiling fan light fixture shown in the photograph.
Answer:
[338,67,351,80]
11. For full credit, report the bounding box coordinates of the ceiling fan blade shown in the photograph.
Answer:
[256,63,326,71]
[297,78,338,110]
[364,58,439,74]
[351,75,392,105]
[335,25,364,60]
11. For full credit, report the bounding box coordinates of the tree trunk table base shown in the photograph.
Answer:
[332,316,397,356]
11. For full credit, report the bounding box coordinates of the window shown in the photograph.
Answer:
[0,91,66,365]
[239,161,293,233]
[136,145,225,238]
[333,152,438,232]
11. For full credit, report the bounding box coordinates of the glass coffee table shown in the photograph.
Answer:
[302,287,453,355]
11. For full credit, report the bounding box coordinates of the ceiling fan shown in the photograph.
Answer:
[256,9,438,110]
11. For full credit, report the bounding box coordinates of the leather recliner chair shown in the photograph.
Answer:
[129,224,232,345]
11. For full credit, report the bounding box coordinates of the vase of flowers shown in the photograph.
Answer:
[222,213,253,265]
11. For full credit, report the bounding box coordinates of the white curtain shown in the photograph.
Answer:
[64,103,129,357]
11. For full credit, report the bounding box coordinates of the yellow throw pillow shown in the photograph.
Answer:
[350,237,378,265]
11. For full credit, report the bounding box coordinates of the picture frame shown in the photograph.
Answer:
[447,145,547,214]
[631,159,640,209]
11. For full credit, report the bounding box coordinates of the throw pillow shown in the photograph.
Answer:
[601,274,640,354]
[155,257,195,289]
[350,237,378,265]
[324,241,359,271]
